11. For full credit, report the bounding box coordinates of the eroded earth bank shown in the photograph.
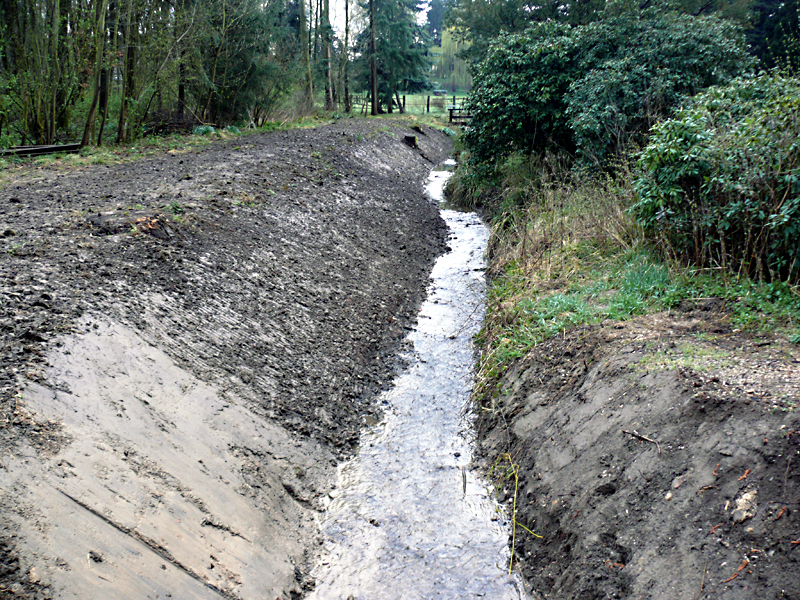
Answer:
[0,120,451,599]
[478,307,800,600]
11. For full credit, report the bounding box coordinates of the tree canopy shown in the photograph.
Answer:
[444,0,759,64]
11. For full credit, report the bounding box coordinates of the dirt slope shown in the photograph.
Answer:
[477,304,800,599]
[0,120,451,599]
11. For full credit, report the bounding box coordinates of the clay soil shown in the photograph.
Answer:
[478,302,800,599]
[0,119,451,599]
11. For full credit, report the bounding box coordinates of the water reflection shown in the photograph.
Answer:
[308,165,526,600]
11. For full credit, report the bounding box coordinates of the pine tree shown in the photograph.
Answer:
[358,0,431,113]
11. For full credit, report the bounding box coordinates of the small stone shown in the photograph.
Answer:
[665,492,673,501]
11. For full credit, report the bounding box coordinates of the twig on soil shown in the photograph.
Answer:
[722,559,748,583]
[697,485,717,495]
[693,562,708,600]
[738,468,751,481]
[622,429,661,454]
[782,456,793,503]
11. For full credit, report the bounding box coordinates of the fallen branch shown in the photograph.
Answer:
[622,429,661,454]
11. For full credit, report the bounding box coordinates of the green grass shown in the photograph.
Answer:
[460,151,800,398]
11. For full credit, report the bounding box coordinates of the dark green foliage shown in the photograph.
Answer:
[632,73,800,283]
[425,0,445,46]
[444,0,604,64]
[463,21,577,165]
[464,12,752,169]
[748,0,800,72]
[192,0,300,124]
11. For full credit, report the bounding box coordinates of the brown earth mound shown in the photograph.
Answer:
[477,303,800,600]
[0,120,452,599]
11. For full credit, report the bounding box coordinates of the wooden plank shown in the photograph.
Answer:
[0,143,83,158]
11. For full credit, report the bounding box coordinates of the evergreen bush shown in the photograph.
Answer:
[464,12,752,170]
[632,73,800,283]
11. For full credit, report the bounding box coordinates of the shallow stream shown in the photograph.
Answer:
[308,164,527,599]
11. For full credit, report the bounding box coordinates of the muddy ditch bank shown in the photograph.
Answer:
[0,120,451,599]
[478,306,800,599]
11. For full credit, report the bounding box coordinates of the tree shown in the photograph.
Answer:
[444,0,608,63]
[1,0,86,145]
[1,0,310,145]
[81,0,107,146]
[429,29,472,92]
[425,0,445,45]
[357,0,431,113]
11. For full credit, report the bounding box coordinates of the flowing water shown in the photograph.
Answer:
[308,163,527,600]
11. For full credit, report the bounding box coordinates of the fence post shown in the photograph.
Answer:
[426,96,430,113]
[403,95,406,110]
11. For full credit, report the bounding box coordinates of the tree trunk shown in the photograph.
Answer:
[369,0,378,116]
[178,52,186,119]
[97,68,109,145]
[338,0,351,112]
[299,0,314,112]
[81,0,107,146]
[323,0,334,110]
[116,0,135,143]
[98,0,121,146]
[48,0,60,144]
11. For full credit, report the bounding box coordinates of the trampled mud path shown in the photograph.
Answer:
[0,120,452,599]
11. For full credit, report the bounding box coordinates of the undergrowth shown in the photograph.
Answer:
[448,152,800,400]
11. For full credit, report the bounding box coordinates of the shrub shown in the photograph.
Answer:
[464,12,752,170]
[632,73,800,283]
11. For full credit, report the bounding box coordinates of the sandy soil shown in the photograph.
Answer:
[476,302,800,600]
[0,119,452,599]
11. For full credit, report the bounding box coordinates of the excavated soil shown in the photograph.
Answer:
[477,302,800,600]
[0,120,451,599]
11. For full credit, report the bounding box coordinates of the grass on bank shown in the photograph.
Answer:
[446,153,800,397]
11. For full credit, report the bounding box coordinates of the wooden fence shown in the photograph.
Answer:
[349,94,471,124]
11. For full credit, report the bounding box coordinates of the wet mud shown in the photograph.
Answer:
[0,120,452,598]
[308,165,525,599]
